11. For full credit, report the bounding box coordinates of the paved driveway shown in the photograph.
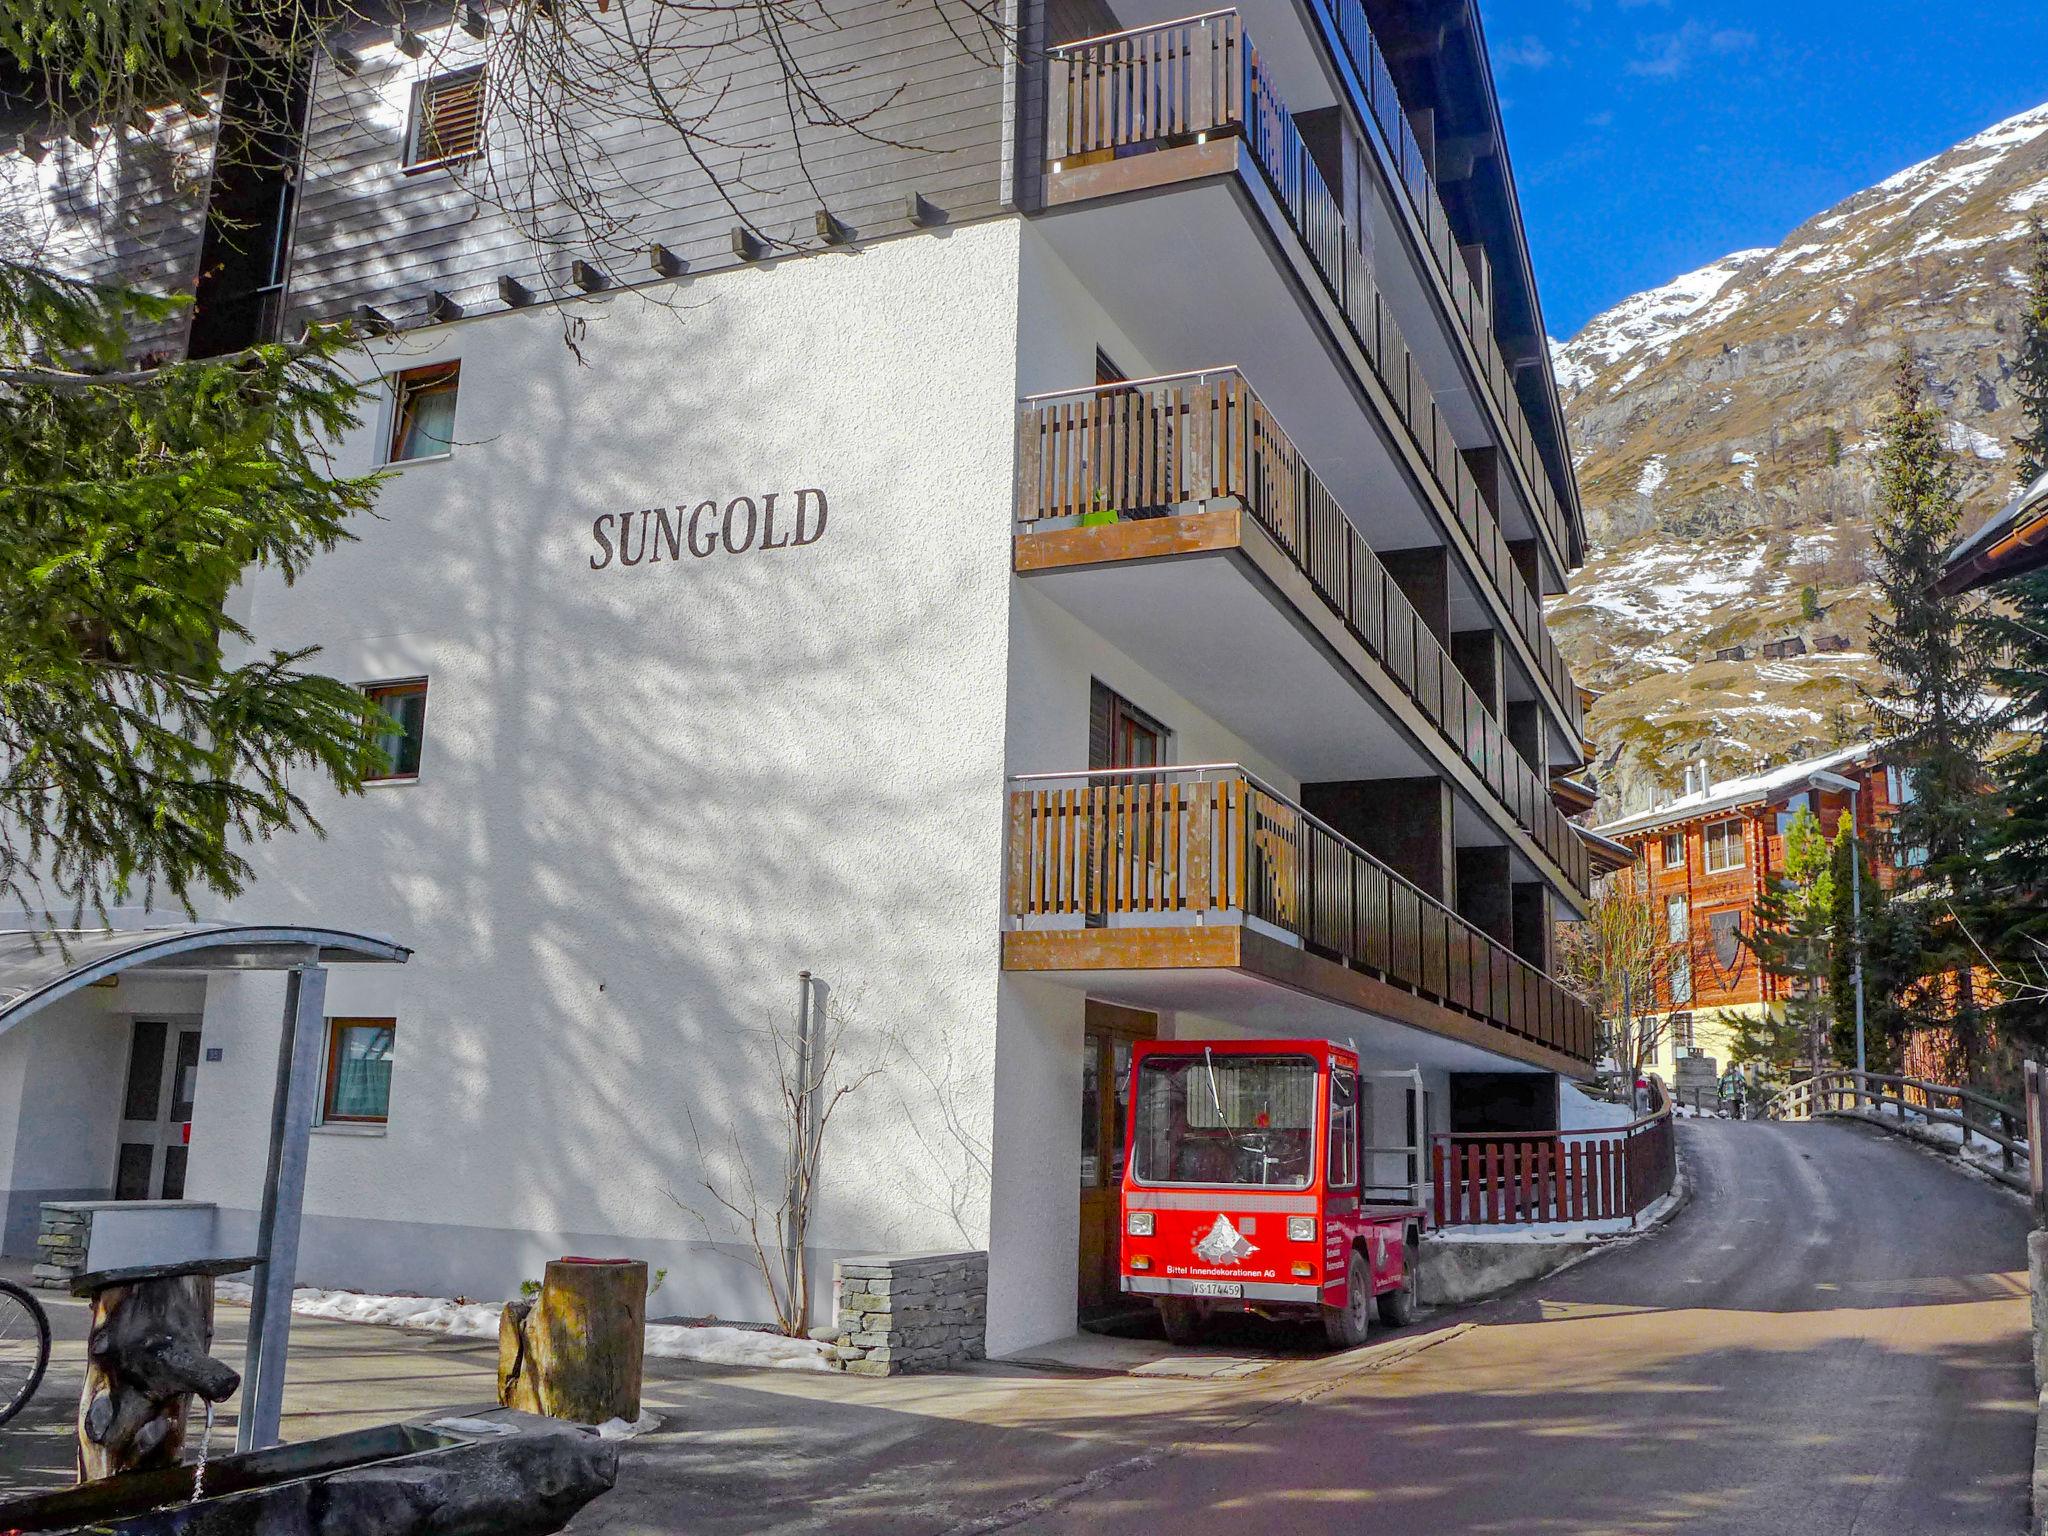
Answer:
[0,1120,2032,1535]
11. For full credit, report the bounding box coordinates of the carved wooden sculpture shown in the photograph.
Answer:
[76,1264,243,1482]
[498,1258,645,1425]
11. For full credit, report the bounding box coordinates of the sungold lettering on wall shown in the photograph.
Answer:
[587,489,829,570]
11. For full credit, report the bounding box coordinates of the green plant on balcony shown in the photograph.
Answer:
[1080,488,1120,527]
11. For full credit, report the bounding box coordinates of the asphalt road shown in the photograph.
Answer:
[1011,1117,2035,1536]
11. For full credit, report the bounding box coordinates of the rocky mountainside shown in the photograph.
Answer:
[1547,101,2048,818]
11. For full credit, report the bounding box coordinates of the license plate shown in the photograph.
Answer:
[1189,1280,1243,1299]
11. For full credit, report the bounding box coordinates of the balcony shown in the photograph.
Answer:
[1310,0,1581,578]
[1002,765,1596,1073]
[1015,367,1591,897]
[1041,14,1583,745]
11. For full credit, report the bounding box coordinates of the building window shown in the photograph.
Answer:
[1886,765,1915,806]
[364,679,428,780]
[1775,791,1813,836]
[404,67,486,169]
[1703,818,1745,873]
[323,1018,395,1123]
[1670,1012,1696,1049]
[1666,895,1692,1006]
[1661,832,1683,869]
[387,362,460,462]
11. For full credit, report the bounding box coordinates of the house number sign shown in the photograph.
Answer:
[588,488,828,569]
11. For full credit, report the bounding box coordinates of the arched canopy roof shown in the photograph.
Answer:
[0,923,411,1037]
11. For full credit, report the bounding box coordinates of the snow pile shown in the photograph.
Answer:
[1559,1083,1632,1131]
[215,1282,836,1373]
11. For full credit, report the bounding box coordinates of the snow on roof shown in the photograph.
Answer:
[1594,742,1879,841]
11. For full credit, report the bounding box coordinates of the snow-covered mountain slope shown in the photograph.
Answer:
[1548,100,2048,816]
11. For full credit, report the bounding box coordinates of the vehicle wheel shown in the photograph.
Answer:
[1158,1298,1202,1345]
[1322,1250,1371,1348]
[0,1279,51,1428]
[1377,1237,1418,1328]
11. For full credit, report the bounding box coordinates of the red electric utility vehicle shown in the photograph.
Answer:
[1118,1038,1424,1346]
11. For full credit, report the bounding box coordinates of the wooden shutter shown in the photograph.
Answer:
[414,69,485,165]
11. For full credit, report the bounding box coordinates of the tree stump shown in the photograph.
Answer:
[75,1264,243,1483]
[498,1258,645,1425]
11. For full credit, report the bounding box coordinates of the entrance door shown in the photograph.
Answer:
[1078,1001,1157,1320]
[113,1020,202,1201]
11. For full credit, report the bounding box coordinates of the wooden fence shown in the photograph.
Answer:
[1766,1068,2032,1195]
[1431,1111,1676,1226]
[1006,765,1596,1065]
[1015,369,1590,894]
[1043,12,1582,742]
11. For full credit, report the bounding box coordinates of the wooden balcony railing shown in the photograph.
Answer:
[1005,764,1597,1065]
[1016,368,1591,896]
[1046,14,1582,741]
[1431,1111,1676,1226]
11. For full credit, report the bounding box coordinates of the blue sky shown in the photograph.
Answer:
[1484,0,2048,340]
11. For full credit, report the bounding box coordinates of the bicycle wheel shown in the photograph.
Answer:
[0,1279,51,1428]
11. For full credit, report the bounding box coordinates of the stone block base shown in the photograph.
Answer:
[823,1251,987,1376]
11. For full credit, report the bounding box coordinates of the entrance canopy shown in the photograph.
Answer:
[0,922,411,1035]
[0,920,410,1454]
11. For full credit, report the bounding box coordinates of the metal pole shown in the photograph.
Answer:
[238,964,328,1453]
[1849,786,1866,1109]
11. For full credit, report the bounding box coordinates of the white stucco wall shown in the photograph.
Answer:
[184,220,1029,1322]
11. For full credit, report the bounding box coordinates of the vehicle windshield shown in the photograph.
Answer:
[1131,1053,1318,1188]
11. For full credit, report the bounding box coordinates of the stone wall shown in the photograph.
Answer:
[822,1251,987,1375]
[32,1203,93,1289]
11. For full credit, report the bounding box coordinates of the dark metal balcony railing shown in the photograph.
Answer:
[1016,368,1591,895]
[1045,14,1582,739]
[1005,764,1597,1065]
[1315,0,1577,572]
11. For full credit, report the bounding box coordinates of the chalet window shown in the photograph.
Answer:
[323,1018,395,1123]
[1887,765,1915,806]
[364,679,428,780]
[404,67,486,170]
[1666,895,1692,1006]
[1660,832,1683,869]
[1702,819,1745,873]
[387,362,459,462]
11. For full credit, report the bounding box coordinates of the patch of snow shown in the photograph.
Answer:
[1945,421,2007,461]
[2009,179,2048,215]
[1729,451,1757,465]
[1635,456,1668,497]
[1560,1084,1632,1131]
[215,1282,837,1373]
[1556,248,1770,378]
[597,1412,663,1440]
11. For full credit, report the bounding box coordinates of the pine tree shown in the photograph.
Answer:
[0,262,388,921]
[1738,805,1837,1075]
[1982,220,2048,1048]
[1867,349,2000,1079]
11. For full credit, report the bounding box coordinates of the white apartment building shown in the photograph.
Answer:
[1,0,1602,1354]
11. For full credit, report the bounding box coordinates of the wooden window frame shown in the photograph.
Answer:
[1660,831,1683,870]
[362,678,429,782]
[322,1017,396,1125]
[403,66,486,172]
[386,362,460,464]
[1702,818,1746,873]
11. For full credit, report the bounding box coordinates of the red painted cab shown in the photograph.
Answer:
[1119,1038,1423,1346]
